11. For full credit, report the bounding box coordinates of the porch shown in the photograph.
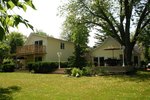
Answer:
[16,45,46,56]
[16,45,46,69]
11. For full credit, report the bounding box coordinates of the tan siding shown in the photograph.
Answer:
[92,37,122,59]
[45,38,74,62]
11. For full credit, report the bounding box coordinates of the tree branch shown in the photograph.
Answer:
[141,18,150,29]
[79,0,104,19]
[132,0,150,44]
[119,0,125,43]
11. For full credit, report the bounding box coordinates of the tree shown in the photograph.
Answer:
[6,32,26,54]
[138,25,150,62]
[0,0,35,40]
[61,14,89,68]
[94,33,107,46]
[60,0,150,65]
[32,30,48,36]
[0,42,10,64]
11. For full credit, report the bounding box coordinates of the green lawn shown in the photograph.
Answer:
[0,71,150,100]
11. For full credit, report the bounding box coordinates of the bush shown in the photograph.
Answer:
[60,62,68,68]
[27,62,58,73]
[27,62,34,71]
[0,65,3,72]
[82,67,92,76]
[2,64,15,72]
[3,58,14,65]
[91,67,109,75]
[71,68,83,77]
[65,68,72,75]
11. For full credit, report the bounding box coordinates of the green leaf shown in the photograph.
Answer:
[17,2,27,12]
[0,5,6,14]
[14,15,21,26]
[22,4,27,12]
[7,0,15,9]
[0,26,5,41]
[7,17,14,27]
[28,24,34,31]
[25,0,36,10]
[5,16,10,24]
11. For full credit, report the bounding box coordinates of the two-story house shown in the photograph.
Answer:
[16,33,74,68]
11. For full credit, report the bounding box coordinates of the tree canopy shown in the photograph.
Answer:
[61,13,89,68]
[138,25,150,62]
[6,32,26,54]
[0,41,10,64]
[60,0,150,65]
[31,30,48,36]
[0,0,35,40]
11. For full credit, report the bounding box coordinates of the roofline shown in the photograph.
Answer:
[91,36,120,52]
[25,33,74,44]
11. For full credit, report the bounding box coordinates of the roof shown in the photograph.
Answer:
[25,33,74,45]
[91,36,141,54]
[91,36,121,52]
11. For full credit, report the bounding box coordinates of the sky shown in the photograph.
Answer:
[10,0,96,47]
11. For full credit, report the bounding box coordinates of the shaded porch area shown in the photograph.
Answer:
[15,45,46,69]
[93,57,123,66]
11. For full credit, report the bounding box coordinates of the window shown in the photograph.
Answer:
[35,40,43,45]
[60,42,65,49]
[35,57,42,62]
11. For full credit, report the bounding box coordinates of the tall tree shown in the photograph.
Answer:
[0,42,10,64]
[6,32,26,54]
[0,0,35,40]
[61,14,89,68]
[138,25,150,62]
[94,33,107,46]
[60,0,150,65]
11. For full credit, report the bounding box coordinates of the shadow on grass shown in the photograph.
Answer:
[0,86,21,100]
[106,71,150,82]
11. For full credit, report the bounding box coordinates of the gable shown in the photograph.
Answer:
[25,34,48,46]
[91,36,122,58]
[92,37,121,52]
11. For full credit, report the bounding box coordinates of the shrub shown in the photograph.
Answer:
[27,62,34,72]
[0,65,3,72]
[27,62,58,73]
[65,68,72,75]
[60,62,68,68]
[0,58,15,72]
[91,67,109,75]
[71,68,83,77]
[82,67,92,76]
[3,58,14,64]
[2,64,15,72]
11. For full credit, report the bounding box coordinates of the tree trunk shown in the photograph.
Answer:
[124,44,134,66]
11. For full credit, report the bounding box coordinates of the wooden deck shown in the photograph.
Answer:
[16,45,46,56]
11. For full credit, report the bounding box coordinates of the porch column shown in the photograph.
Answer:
[122,46,125,67]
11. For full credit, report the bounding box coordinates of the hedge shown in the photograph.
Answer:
[1,64,15,72]
[27,62,69,73]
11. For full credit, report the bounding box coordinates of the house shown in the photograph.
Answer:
[90,36,141,67]
[16,34,142,69]
[16,33,74,68]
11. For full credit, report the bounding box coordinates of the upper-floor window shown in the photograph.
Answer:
[60,42,65,49]
[35,40,43,45]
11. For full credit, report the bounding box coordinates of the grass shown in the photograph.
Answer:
[0,71,150,100]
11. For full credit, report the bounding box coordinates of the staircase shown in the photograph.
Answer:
[52,68,66,74]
